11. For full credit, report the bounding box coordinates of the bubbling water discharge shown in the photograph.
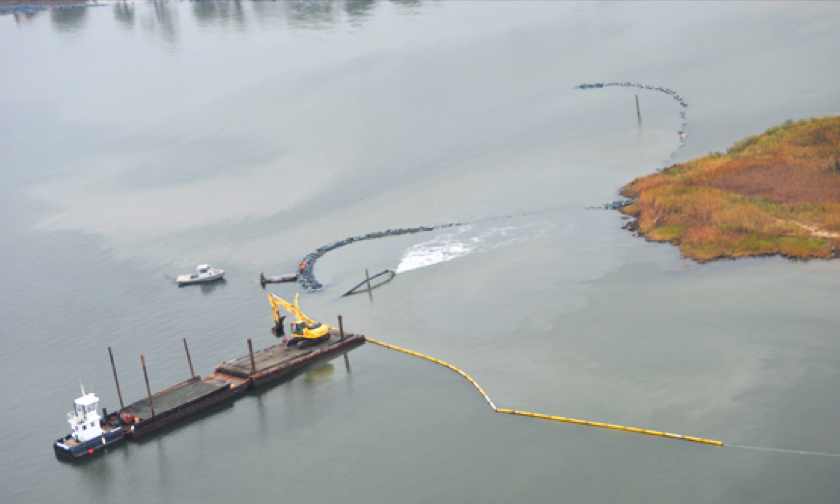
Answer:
[396,237,473,274]
[396,223,552,273]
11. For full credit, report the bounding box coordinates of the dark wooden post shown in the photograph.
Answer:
[635,95,641,119]
[338,314,345,341]
[365,269,372,292]
[108,347,124,410]
[247,338,257,375]
[141,355,156,423]
[183,338,195,379]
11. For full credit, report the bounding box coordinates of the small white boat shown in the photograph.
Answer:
[177,264,225,286]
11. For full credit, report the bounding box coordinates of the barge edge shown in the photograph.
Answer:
[250,334,366,388]
[123,378,249,439]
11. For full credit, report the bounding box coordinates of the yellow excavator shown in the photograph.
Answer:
[268,293,334,348]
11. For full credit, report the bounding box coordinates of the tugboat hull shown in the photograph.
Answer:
[53,428,125,460]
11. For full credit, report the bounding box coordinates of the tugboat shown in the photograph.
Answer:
[177,264,225,286]
[53,386,125,460]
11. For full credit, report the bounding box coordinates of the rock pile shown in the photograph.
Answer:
[587,198,638,211]
[576,81,689,156]
[297,224,461,292]
[576,81,687,108]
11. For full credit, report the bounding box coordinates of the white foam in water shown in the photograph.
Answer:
[396,234,475,273]
[396,223,551,273]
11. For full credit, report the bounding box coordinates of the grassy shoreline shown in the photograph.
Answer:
[619,116,840,262]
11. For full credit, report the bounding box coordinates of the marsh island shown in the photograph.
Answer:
[620,116,840,262]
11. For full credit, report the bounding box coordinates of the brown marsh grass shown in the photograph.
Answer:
[619,116,840,262]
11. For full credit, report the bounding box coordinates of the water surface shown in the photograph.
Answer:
[2,2,840,503]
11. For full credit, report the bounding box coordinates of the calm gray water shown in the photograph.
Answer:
[3,1,840,502]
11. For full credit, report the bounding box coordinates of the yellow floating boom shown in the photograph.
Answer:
[495,409,723,446]
[366,339,496,410]
[366,338,723,448]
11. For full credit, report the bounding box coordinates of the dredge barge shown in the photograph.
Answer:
[120,368,249,439]
[218,329,364,388]
[55,313,364,460]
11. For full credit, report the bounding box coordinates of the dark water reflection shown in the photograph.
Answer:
[192,0,246,30]
[140,1,178,46]
[112,2,134,29]
[50,4,88,33]
[344,0,376,23]
[30,0,431,44]
[198,277,227,294]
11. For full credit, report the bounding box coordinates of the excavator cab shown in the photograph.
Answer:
[269,293,333,348]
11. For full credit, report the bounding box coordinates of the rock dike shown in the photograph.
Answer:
[295,82,690,292]
[575,81,689,160]
[297,223,467,292]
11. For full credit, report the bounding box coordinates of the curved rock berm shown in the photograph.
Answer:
[295,82,689,292]
[296,223,466,292]
[575,81,689,164]
[578,82,690,212]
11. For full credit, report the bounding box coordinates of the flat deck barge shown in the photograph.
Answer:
[217,329,365,387]
[121,371,249,439]
[55,317,365,460]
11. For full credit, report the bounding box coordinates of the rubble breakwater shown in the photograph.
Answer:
[575,81,689,164]
[293,82,690,293]
[297,223,469,292]
[578,82,690,212]
[587,198,638,211]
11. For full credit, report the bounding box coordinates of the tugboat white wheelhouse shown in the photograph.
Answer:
[53,386,125,460]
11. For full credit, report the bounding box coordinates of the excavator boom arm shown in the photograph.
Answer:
[268,293,331,329]
[269,293,303,324]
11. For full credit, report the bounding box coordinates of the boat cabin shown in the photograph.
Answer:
[177,264,224,285]
[67,391,103,443]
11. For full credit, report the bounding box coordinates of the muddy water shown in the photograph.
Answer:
[3,2,840,503]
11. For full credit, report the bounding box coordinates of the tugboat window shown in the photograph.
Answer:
[82,425,87,430]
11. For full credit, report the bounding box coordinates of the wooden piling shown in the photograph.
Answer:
[141,355,156,422]
[108,347,124,410]
[635,94,641,118]
[365,269,372,292]
[183,338,195,379]
[247,338,257,375]
[338,314,345,341]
